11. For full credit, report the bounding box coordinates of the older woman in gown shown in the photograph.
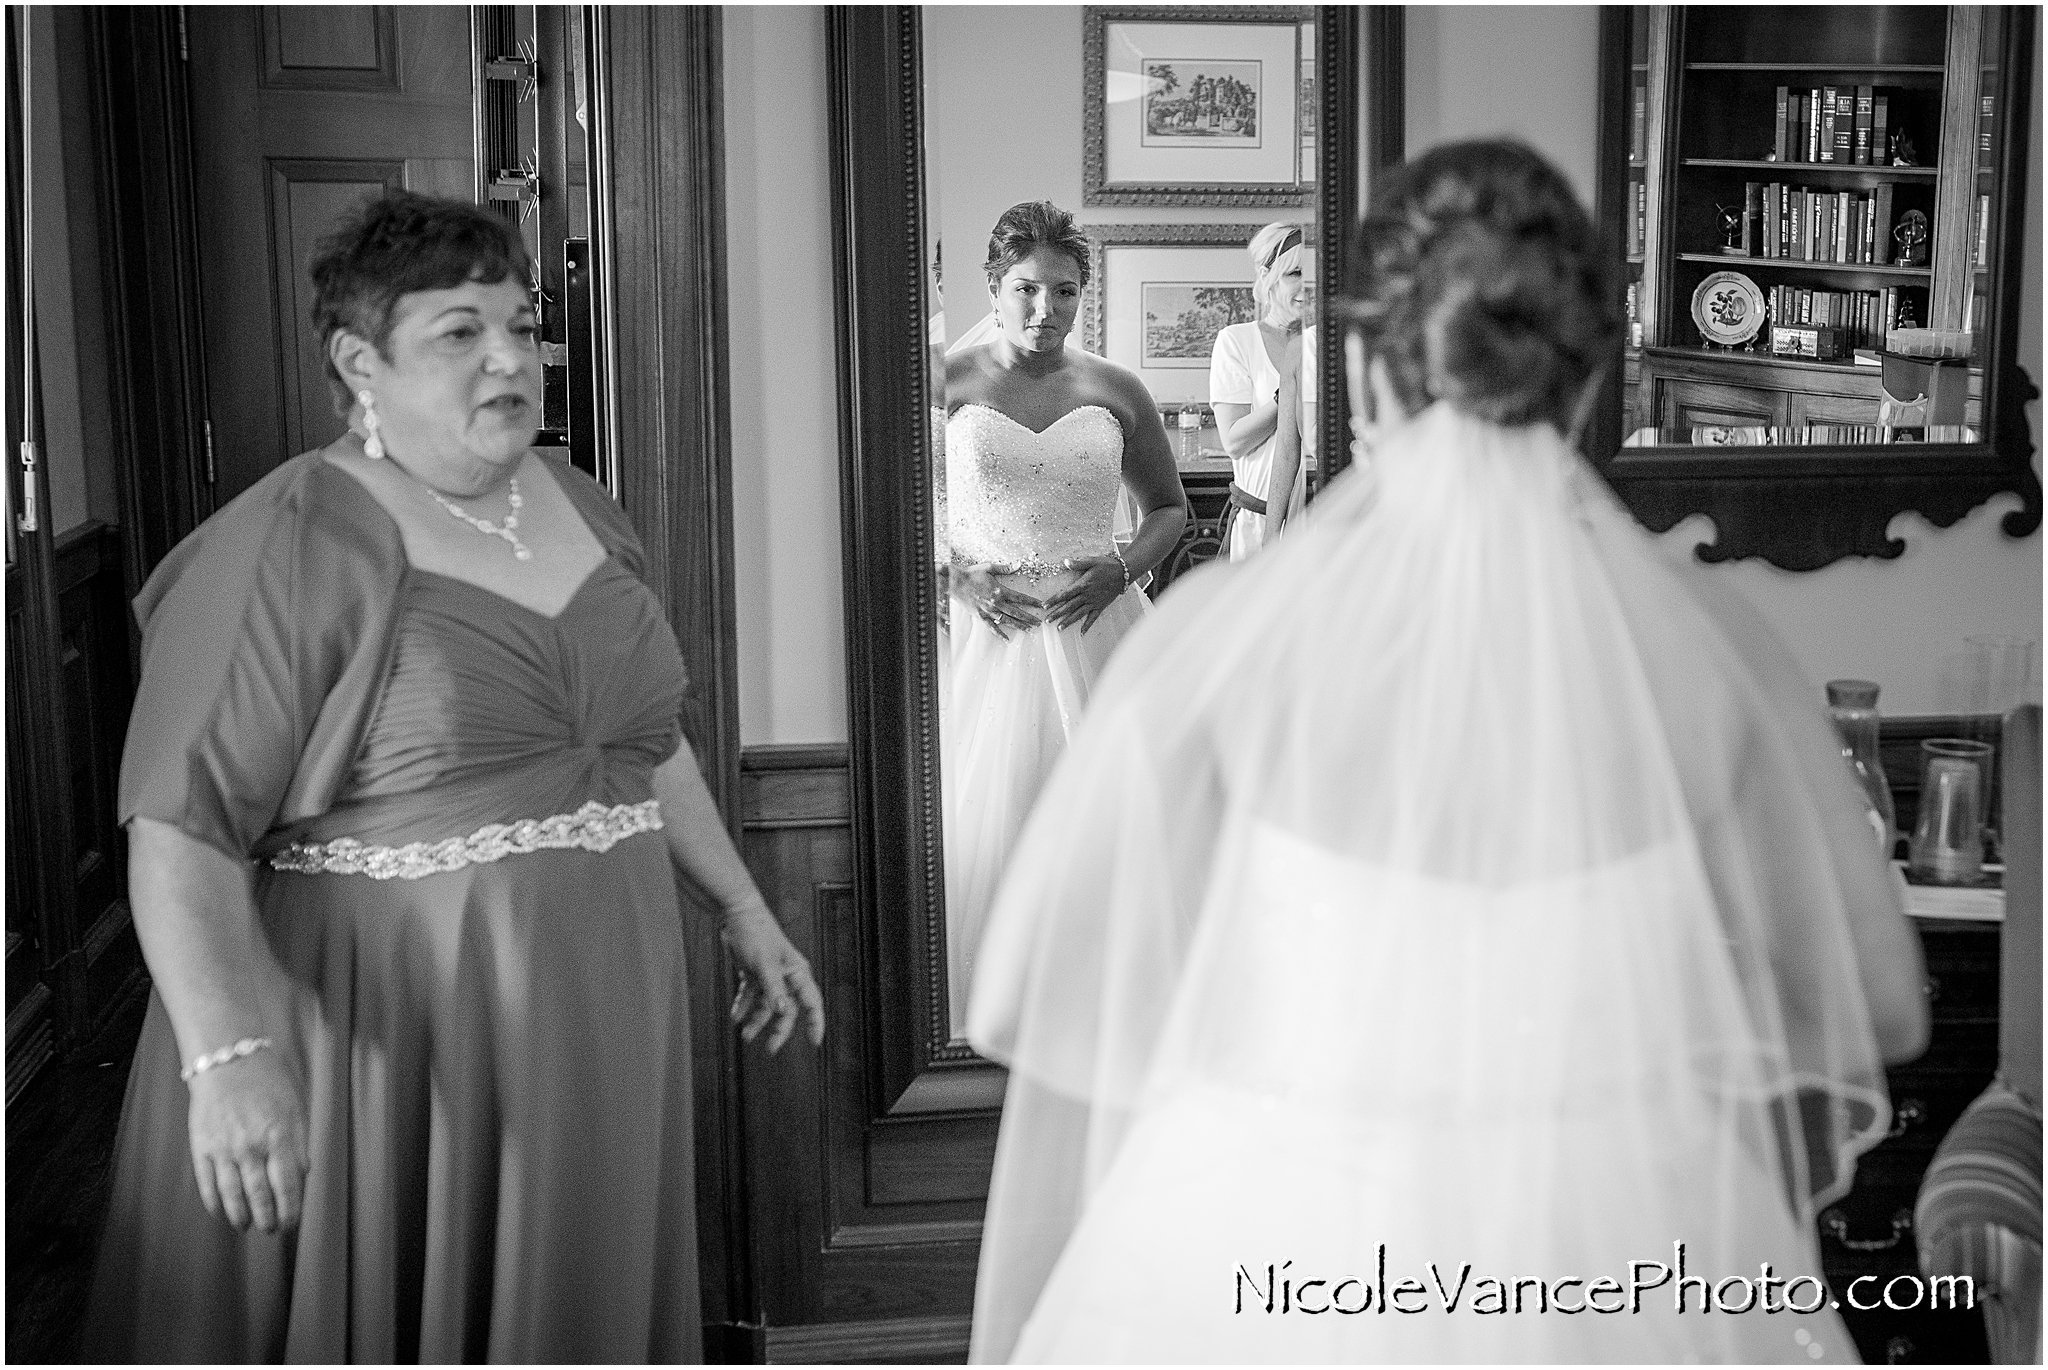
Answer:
[966,142,1929,1363]
[83,191,822,1362]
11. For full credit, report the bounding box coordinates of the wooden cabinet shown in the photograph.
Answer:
[1821,917,1998,1366]
[1622,6,2010,439]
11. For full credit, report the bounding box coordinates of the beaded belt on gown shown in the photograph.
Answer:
[267,798,664,881]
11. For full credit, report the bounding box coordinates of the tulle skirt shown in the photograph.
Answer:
[996,820,1863,1364]
[942,580,1147,1026]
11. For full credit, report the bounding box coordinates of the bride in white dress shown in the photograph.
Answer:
[941,201,1187,1026]
[965,142,1930,1363]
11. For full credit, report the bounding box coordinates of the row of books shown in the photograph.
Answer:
[1774,86,1892,166]
[1767,283,1906,350]
[1728,181,1905,265]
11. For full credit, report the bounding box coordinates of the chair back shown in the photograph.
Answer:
[2001,704,2040,1108]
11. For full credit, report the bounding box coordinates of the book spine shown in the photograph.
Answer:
[1819,86,1837,163]
[1863,195,1875,263]
[1871,183,1894,265]
[1775,86,1790,163]
[1764,182,1779,257]
[1808,88,1822,162]
[1790,188,1804,259]
[1979,92,1996,170]
[1743,181,1761,256]
[1854,85,1874,165]
[1632,79,1646,162]
[1833,90,1855,164]
[1976,193,1990,267]
[1839,190,1853,263]
[1873,95,1889,166]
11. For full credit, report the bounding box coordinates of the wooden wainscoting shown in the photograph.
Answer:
[738,744,983,1364]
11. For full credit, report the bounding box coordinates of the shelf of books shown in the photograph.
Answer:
[1624,4,2007,422]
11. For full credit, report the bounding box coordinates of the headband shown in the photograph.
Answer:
[1260,226,1304,271]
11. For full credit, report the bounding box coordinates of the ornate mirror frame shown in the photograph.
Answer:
[828,6,1396,1118]
[1590,6,2040,571]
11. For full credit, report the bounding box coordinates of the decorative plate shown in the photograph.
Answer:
[1690,270,1766,347]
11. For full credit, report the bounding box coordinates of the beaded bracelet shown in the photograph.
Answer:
[181,1036,273,1083]
[1111,547,1133,590]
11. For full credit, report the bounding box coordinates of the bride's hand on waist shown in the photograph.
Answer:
[1042,556,1129,634]
[950,562,1044,639]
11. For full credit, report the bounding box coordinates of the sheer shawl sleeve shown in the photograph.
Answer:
[119,455,408,862]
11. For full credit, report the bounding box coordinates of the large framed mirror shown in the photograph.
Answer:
[829,6,1396,1115]
[1592,4,2039,570]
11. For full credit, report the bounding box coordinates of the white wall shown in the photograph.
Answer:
[1406,6,2043,716]
[1404,6,1601,206]
[724,7,847,746]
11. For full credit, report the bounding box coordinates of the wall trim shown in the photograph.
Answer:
[766,1313,971,1366]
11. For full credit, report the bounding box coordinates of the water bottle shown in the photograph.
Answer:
[1825,679,1897,857]
[1177,404,1202,459]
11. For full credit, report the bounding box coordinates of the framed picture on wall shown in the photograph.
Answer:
[1082,223,1318,405]
[1083,6,1316,207]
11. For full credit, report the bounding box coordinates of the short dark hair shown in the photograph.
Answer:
[1336,140,1620,430]
[309,190,532,413]
[983,200,1090,290]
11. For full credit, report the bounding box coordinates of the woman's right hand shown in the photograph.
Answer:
[187,1050,309,1234]
[950,562,1043,639]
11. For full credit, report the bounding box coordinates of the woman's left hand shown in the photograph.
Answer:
[723,903,827,1053]
[1041,556,1129,633]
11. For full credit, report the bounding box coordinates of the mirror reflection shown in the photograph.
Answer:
[1619,4,2009,448]
[923,7,1324,1031]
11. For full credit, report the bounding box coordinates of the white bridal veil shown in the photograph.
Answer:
[966,404,1894,1362]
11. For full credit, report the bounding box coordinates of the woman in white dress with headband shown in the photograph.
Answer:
[1210,222,1318,561]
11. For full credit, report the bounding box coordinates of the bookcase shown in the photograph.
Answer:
[1621,6,2012,437]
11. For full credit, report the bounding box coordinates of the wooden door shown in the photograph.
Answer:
[184,6,472,501]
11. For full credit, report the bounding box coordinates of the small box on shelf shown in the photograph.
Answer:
[1772,323,1851,361]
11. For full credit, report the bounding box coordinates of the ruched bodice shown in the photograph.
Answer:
[269,558,686,854]
[945,403,1124,585]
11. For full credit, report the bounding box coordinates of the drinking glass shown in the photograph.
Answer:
[1908,744,1987,885]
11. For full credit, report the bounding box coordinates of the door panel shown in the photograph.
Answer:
[266,159,405,456]
[186,6,472,500]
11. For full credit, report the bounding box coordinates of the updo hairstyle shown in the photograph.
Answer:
[310,189,532,414]
[983,201,1091,290]
[1336,140,1619,430]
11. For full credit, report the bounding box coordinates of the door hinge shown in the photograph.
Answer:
[17,441,39,534]
[176,7,189,62]
[201,418,216,486]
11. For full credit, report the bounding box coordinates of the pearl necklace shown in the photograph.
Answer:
[426,478,532,561]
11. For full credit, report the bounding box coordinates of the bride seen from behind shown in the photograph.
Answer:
[964,141,1929,1363]
[940,200,1188,1030]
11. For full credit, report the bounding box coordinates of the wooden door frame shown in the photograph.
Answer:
[585,6,757,1358]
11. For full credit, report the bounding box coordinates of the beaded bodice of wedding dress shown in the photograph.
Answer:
[945,403,1124,583]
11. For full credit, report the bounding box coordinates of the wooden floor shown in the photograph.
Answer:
[6,985,146,1364]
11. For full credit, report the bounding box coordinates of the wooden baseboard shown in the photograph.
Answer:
[765,1313,970,1365]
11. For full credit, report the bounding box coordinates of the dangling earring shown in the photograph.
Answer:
[358,390,385,460]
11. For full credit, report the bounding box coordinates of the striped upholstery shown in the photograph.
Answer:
[1916,1083,2044,1363]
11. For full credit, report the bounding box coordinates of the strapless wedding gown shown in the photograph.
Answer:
[943,403,1147,1027]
